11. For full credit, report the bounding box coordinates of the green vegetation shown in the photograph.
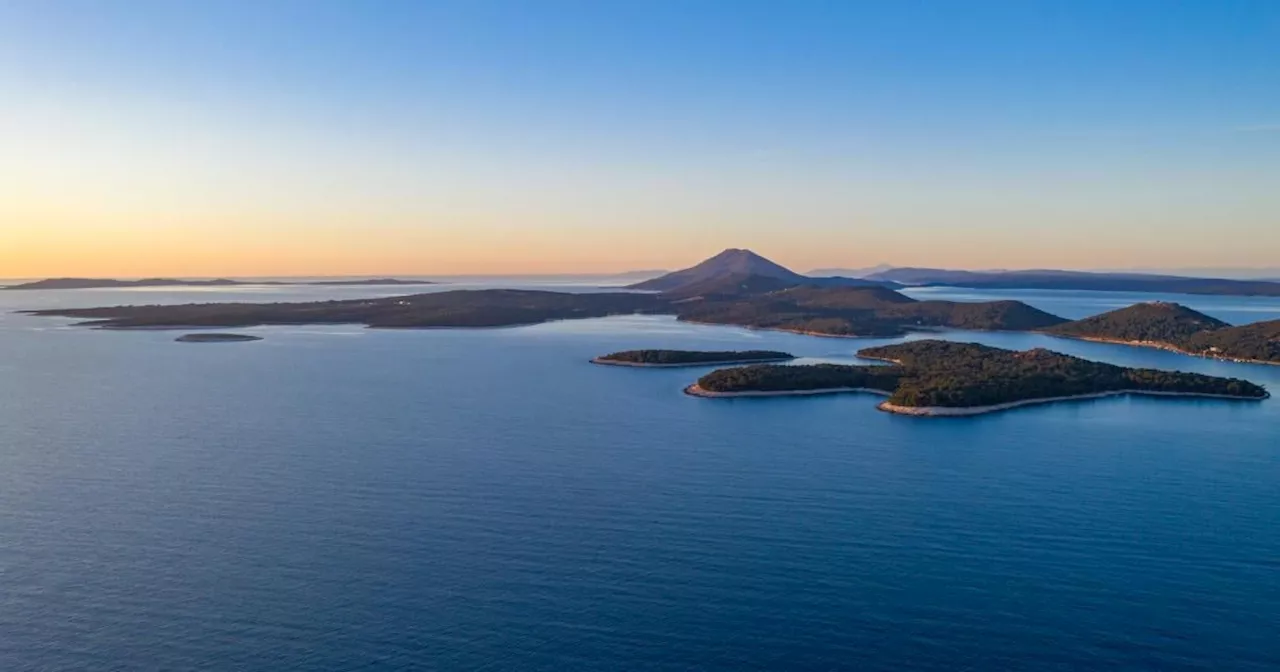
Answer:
[175,333,263,343]
[694,363,902,394]
[685,340,1267,412]
[1046,302,1280,364]
[1046,302,1228,342]
[672,281,1067,336]
[594,349,793,366]
[1181,320,1280,364]
[857,341,1268,408]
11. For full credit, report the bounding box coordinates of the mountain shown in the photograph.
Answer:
[629,249,897,294]
[864,268,1280,297]
[1046,302,1229,343]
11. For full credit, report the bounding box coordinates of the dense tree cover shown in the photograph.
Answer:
[856,341,1268,407]
[672,283,1066,336]
[1047,302,1228,342]
[28,290,668,329]
[695,363,902,393]
[1181,320,1280,364]
[1045,303,1280,364]
[5,277,432,290]
[174,333,263,343]
[596,349,793,365]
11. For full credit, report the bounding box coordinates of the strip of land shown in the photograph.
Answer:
[592,349,794,367]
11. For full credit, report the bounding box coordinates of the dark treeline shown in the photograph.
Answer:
[695,363,902,394]
[596,350,793,365]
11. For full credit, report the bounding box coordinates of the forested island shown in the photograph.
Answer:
[175,333,263,343]
[683,340,1267,415]
[1045,302,1280,365]
[688,363,901,397]
[593,350,794,367]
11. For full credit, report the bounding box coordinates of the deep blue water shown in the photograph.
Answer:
[2,285,1279,670]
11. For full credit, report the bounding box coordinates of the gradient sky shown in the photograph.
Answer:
[2,0,1278,277]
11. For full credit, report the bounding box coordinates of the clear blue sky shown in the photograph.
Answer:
[2,0,1277,276]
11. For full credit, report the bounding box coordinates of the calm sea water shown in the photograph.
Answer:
[2,284,1279,671]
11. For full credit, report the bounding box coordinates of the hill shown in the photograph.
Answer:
[864,268,1280,297]
[1181,320,1280,364]
[1046,302,1229,343]
[631,249,896,294]
[1043,303,1280,364]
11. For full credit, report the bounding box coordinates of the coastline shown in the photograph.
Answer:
[877,389,1269,417]
[592,356,794,368]
[678,319,897,340]
[1044,333,1280,367]
[684,384,891,398]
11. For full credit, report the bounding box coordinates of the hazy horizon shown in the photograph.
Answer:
[3,1,1278,277]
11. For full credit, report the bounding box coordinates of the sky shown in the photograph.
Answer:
[1,0,1278,277]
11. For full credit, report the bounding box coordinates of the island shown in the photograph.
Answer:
[4,277,436,290]
[19,249,1280,364]
[175,333,263,343]
[1044,302,1280,365]
[681,340,1268,415]
[23,289,668,329]
[592,349,794,367]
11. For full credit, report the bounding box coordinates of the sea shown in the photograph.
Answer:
[1,281,1279,671]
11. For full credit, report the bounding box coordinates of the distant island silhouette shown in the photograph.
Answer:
[4,278,436,291]
[175,333,263,343]
[21,248,1280,365]
[859,267,1280,297]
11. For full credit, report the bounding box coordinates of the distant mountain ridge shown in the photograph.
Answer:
[863,267,1280,297]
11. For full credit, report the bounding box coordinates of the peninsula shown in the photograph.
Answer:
[681,341,1268,415]
[592,349,794,367]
